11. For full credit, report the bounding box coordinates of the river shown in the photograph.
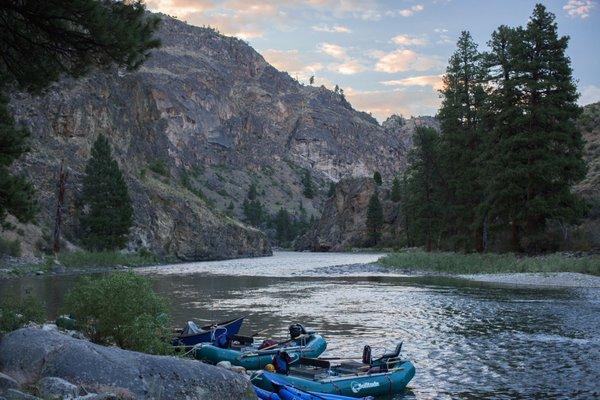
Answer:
[1,251,599,399]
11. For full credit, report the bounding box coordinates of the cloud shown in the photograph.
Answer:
[148,0,295,39]
[331,59,366,75]
[381,74,444,90]
[311,24,352,33]
[262,49,323,80]
[374,49,442,73]
[318,42,349,59]
[563,0,597,18]
[391,34,428,46]
[397,4,425,17]
[345,86,441,121]
[318,42,366,74]
[579,84,600,105]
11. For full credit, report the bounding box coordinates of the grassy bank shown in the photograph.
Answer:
[4,251,160,277]
[379,250,600,276]
[53,250,158,268]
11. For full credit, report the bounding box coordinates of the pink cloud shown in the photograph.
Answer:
[563,0,597,18]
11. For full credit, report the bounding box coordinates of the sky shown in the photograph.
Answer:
[146,0,600,122]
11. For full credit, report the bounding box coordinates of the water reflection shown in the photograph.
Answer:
[0,252,598,399]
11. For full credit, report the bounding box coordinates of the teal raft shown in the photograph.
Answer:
[252,343,415,398]
[193,333,327,370]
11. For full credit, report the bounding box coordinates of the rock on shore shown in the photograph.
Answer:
[0,327,256,400]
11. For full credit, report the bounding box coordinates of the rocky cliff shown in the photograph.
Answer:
[4,14,427,263]
[295,177,403,251]
[300,104,600,252]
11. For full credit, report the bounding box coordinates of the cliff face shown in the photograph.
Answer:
[5,14,421,263]
[295,178,403,251]
[300,105,600,252]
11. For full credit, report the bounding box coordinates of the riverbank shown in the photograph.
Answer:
[379,250,600,287]
[0,250,161,279]
[458,272,600,288]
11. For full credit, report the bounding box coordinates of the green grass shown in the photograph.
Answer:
[379,250,600,275]
[54,250,158,269]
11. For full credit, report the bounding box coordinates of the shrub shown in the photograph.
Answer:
[148,159,169,176]
[0,295,45,333]
[0,237,21,257]
[63,272,172,354]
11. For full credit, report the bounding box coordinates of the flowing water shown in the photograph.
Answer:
[1,251,599,399]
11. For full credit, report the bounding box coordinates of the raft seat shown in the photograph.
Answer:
[336,361,369,375]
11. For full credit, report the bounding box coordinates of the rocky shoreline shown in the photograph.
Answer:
[457,272,600,288]
[0,327,256,400]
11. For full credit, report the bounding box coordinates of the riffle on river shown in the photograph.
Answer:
[1,251,598,399]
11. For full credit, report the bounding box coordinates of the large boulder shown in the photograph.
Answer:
[0,328,256,400]
[0,373,19,395]
[37,377,78,399]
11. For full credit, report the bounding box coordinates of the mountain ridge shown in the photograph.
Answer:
[3,14,435,264]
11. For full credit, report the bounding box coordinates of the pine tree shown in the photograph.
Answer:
[366,191,384,246]
[80,135,133,251]
[274,208,293,244]
[402,127,443,252]
[483,4,586,252]
[301,170,314,199]
[0,95,36,224]
[0,0,159,225]
[391,177,401,202]
[437,31,487,251]
[373,171,382,186]
[243,183,263,226]
[327,182,336,197]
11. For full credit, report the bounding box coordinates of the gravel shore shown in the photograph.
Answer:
[458,272,600,288]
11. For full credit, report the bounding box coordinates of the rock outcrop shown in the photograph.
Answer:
[0,327,256,400]
[4,14,429,263]
[295,177,402,251]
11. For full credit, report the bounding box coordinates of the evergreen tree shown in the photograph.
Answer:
[247,183,258,200]
[80,135,133,251]
[373,171,382,186]
[402,127,443,252]
[437,31,487,251]
[243,183,263,226]
[301,170,314,199]
[390,177,401,202]
[0,96,36,224]
[327,181,336,197]
[0,0,160,225]
[483,5,586,251]
[366,191,384,246]
[274,208,293,244]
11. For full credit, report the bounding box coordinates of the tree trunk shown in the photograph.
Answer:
[53,162,68,254]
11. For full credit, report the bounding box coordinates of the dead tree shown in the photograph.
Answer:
[53,161,68,254]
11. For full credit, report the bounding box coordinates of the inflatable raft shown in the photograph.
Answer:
[252,343,415,397]
[193,333,327,370]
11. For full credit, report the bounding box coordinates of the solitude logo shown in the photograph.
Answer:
[351,380,380,393]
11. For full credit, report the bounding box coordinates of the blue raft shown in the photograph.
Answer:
[172,316,245,347]
[252,343,415,398]
[194,333,327,370]
[254,384,373,400]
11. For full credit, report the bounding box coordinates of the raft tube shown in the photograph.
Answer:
[253,361,415,398]
[194,334,327,370]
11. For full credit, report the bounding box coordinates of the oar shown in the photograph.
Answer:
[251,328,269,337]
[259,333,309,351]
